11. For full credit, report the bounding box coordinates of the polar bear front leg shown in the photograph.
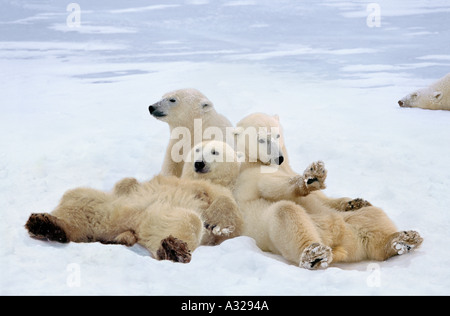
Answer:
[258,162,327,201]
[343,198,372,211]
[201,195,243,243]
[303,161,327,190]
[292,161,327,196]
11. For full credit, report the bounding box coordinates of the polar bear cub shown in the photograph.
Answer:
[398,73,450,110]
[149,88,234,177]
[25,140,243,263]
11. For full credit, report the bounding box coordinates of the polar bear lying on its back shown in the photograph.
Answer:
[399,73,450,110]
[233,113,423,269]
[25,140,243,263]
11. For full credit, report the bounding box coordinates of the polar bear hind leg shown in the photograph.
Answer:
[386,230,423,258]
[265,200,331,268]
[25,213,69,243]
[156,235,192,263]
[137,205,204,262]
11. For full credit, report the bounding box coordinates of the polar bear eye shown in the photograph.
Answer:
[195,148,200,153]
[276,134,280,139]
[211,149,219,155]
[169,98,176,103]
[258,138,265,144]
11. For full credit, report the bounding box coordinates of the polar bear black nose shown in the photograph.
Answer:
[398,100,403,107]
[274,156,284,165]
[194,160,206,171]
[149,105,156,114]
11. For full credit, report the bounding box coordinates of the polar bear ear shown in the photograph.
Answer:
[201,100,213,113]
[232,126,244,136]
[433,91,442,100]
[273,114,280,121]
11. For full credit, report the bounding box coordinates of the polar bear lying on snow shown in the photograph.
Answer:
[25,140,243,263]
[398,73,450,110]
[233,113,423,269]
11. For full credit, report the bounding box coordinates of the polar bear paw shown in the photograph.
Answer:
[204,223,235,236]
[300,243,332,269]
[25,213,68,243]
[302,161,327,191]
[390,230,423,255]
[156,235,191,263]
[344,198,372,211]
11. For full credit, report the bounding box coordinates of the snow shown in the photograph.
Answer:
[1,0,450,295]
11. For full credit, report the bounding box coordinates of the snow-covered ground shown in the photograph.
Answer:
[1,0,450,295]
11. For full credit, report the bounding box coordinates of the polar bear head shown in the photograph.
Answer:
[398,88,444,110]
[181,140,241,187]
[398,74,450,111]
[233,112,285,166]
[148,88,216,126]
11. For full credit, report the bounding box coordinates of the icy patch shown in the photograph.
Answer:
[223,0,257,6]
[73,70,150,80]
[227,45,379,61]
[50,23,137,34]
[417,55,450,61]
[109,5,180,14]
[326,0,450,17]
[0,41,126,51]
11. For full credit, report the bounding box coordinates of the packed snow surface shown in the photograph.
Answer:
[1,0,450,295]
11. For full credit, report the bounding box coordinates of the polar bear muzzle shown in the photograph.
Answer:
[274,155,284,165]
[148,104,167,118]
[194,160,210,173]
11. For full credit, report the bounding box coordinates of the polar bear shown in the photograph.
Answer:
[398,73,450,110]
[25,140,243,263]
[149,88,233,177]
[233,113,423,269]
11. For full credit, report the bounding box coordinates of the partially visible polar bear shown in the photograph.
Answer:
[398,73,450,110]
[233,113,423,269]
[25,140,243,263]
[149,88,233,177]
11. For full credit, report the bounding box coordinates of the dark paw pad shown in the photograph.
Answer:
[25,213,68,243]
[156,235,191,263]
[345,198,372,211]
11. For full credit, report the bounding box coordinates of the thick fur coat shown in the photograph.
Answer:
[149,88,233,177]
[26,141,243,263]
[233,113,423,269]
